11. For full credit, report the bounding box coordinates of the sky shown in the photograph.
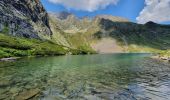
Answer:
[41,0,170,24]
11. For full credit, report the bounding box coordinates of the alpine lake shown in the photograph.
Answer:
[0,53,170,100]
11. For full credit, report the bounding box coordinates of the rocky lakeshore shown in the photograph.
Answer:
[0,57,21,62]
[151,55,170,62]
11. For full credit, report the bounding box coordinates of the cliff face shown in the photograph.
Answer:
[0,0,52,39]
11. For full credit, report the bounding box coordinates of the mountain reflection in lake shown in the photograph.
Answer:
[0,54,170,100]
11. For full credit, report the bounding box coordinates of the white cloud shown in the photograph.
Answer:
[137,0,170,24]
[48,0,119,12]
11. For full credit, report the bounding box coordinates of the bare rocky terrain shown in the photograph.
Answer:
[91,38,124,53]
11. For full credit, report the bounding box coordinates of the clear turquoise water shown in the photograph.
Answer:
[0,53,170,100]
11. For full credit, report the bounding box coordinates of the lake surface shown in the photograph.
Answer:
[0,54,170,100]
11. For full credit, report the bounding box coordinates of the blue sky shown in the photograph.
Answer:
[41,0,170,24]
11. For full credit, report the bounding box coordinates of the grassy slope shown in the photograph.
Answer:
[122,25,170,56]
[0,33,95,58]
[64,33,93,51]
[49,16,95,54]
[116,31,170,57]
[93,20,170,56]
[0,17,96,59]
[53,17,170,57]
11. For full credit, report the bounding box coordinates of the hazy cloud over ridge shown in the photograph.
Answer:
[137,0,170,24]
[48,0,119,12]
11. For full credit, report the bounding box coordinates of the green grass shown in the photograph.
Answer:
[159,50,170,57]
[0,33,95,58]
[0,33,67,58]
[64,33,95,53]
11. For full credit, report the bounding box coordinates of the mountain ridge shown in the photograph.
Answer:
[49,11,170,54]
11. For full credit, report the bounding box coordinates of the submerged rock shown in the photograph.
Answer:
[0,80,10,88]
[15,88,40,100]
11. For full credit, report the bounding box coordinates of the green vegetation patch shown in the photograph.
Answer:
[0,33,95,58]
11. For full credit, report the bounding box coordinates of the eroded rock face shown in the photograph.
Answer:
[0,0,52,39]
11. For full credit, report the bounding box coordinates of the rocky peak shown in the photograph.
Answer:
[95,15,129,22]
[50,11,73,20]
[145,21,159,28]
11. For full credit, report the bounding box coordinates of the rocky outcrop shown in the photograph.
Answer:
[49,12,133,35]
[49,12,94,34]
[0,0,52,39]
[52,11,73,20]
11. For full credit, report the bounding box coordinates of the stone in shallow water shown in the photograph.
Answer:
[0,80,10,88]
[84,95,103,100]
[9,87,20,96]
[0,94,9,100]
[40,96,65,100]
[15,88,40,100]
